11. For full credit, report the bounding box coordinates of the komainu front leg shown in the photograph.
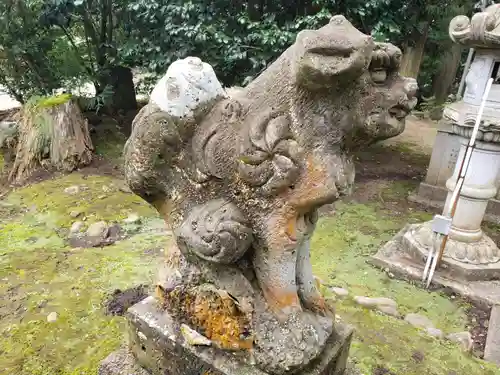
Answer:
[296,239,333,316]
[253,245,302,320]
[252,209,305,320]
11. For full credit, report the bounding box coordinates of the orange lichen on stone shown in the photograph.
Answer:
[166,285,253,351]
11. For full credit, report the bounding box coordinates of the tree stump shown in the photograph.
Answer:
[9,95,93,182]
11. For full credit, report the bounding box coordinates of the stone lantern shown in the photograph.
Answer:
[412,5,500,221]
[372,5,500,305]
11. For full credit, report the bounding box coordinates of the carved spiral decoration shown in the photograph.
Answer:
[175,199,253,264]
[238,112,300,196]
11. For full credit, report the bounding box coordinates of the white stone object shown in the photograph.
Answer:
[47,312,58,323]
[404,313,435,330]
[86,221,109,238]
[150,57,226,119]
[70,221,84,234]
[180,324,212,346]
[446,331,473,352]
[124,213,141,224]
[330,287,349,298]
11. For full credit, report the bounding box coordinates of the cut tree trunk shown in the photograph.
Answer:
[9,99,93,182]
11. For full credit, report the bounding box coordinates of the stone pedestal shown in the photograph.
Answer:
[99,297,354,375]
[370,226,500,306]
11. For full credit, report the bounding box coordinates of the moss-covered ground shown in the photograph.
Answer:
[311,199,497,375]
[0,139,498,375]
[0,174,168,375]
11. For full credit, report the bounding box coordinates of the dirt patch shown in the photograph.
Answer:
[466,302,491,358]
[354,143,429,184]
[104,285,149,316]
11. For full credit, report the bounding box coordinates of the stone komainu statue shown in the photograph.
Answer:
[124,16,417,375]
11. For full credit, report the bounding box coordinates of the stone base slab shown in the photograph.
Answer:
[113,296,353,375]
[409,183,500,224]
[370,225,500,306]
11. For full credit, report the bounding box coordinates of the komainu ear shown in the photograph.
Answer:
[175,199,253,264]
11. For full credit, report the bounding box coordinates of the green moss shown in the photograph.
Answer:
[310,201,495,374]
[26,94,73,111]
[0,174,168,375]
[339,303,496,375]
[4,173,158,229]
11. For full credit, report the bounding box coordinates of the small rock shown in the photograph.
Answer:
[64,185,80,195]
[102,185,113,193]
[70,221,85,234]
[69,210,81,218]
[330,287,349,298]
[117,182,132,193]
[353,296,399,317]
[377,305,400,317]
[404,313,435,330]
[123,213,141,224]
[47,312,58,322]
[98,195,106,200]
[426,327,444,338]
[180,324,211,346]
[446,331,473,352]
[86,221,109,238]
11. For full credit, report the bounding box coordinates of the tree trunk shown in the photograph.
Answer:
[400,23,430,78]
[98,65,138,114]
[429,44,462,120]
[9,99,93,182]
[433,44,462,103]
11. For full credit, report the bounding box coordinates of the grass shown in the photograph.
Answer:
[0,167,497,375]
[310,201,497,375]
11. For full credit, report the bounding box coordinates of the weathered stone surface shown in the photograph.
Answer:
[70,221,84,234]
[353,296,399,317]
[124,213,141,224]
[404,313,435,330]
[330,287,349,298]
[47,311,58,323]
[69,210,82,218]
[371,225,500,307]
[86,221,109,238]
[123,14,416,375]
[64,185,81,195]
[484,305,500,365]
[98,348,151,375]
[446,331,473,352]
[127,296,353,375]
[425,327,444,339]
